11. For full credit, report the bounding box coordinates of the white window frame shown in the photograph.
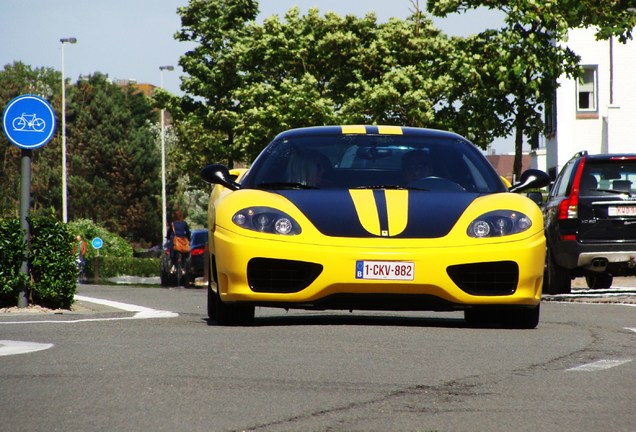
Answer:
[576,65,598,113]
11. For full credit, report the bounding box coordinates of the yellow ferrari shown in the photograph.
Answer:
[201,126,551,327]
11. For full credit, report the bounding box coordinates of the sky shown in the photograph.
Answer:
[0,0,511,151]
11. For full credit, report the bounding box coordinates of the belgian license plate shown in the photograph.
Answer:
[608,206,636,216]
[355,260,414,280]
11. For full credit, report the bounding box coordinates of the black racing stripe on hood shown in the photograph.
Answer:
[373,189,389,234]
[277,190,370,237]
[277,190,478,238]
[398,191,477,238]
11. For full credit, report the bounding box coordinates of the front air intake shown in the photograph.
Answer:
[247,258,323,293]
[446,261,518,295]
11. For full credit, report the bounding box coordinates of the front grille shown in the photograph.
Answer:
[446,261,518,295]
[247,258,323,293]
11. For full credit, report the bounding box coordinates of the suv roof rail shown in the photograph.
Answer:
[573,150,588,158]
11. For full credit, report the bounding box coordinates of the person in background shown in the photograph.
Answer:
[74,235,87,283]
[166,210,191,271]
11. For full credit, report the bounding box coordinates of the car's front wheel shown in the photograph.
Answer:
[207,255,254,326]
[464,306,540,329]
[500,305,540,329]
[544,249,571,294]
[215,297,255,326]
[585,273,613,289]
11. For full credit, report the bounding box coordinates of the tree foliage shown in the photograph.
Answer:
[426,0,636,177]
[1,63,162,243]
[172,0,502,164]
[171,0,635,179]
[69,73,161,242]
[0,63,60,216]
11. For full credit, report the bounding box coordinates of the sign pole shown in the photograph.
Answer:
[18,149,32,308]
[2,94,57,308]
[91,237,103,284]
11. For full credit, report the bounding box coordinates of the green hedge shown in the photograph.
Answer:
[0,215,76,309]
[0,218,29,305]
[29,215,77,309]
[85,256,160,279]
[0,216,161,308]
[67,218,133,259]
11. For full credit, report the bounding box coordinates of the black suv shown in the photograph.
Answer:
[543,151,636,293]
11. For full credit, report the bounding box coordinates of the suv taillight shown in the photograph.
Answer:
[558,196,578,219]
[558,158,587,220]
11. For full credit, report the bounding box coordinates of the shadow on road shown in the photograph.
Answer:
[204,312,488,329]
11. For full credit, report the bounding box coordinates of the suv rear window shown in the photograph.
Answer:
[581,160,636,194]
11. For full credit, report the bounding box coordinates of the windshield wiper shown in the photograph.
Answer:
[352,185,404,190]
[257,182,318,190]
[351,185,431,191]
[586,188,631,196]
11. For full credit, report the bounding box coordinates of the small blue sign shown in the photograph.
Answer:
[2,94,56,150]
[91,237,104,250]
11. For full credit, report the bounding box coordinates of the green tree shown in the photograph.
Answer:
[172,1,461,165]
[0,62,61,216]
[426,0,636,178]
[175,0,259,167]
[1,64,163,243]
[66,73,162,243]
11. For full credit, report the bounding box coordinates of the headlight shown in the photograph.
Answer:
[467,210,532,238]
[232,207,301,235]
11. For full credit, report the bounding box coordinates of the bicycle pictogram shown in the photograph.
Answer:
[12,113,46,132]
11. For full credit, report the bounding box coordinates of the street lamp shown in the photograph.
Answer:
[60,37,77,223]
[159,65,174,243]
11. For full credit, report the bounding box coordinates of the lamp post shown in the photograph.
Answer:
[159,65,174,243]
[60,37,77,223]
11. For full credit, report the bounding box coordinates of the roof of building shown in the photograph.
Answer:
[485,154,531,182]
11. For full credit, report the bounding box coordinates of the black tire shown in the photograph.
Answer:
[544,249,571,294]
[464,309,499,327]
[214,291,255,326]
[207,255,254,326]
[585,273,613,289]
[500,305,540,329]
[207,255,217,321]
[207,284,217,321]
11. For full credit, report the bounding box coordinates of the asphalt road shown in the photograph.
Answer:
[1,283,635,432]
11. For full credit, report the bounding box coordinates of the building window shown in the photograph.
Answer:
[545,90,557,137]
[576,65,598,115]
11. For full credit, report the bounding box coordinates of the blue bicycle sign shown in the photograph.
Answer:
[2,94,56,150]
[12,113,46,132]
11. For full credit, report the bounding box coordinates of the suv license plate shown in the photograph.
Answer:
[355,260,414,280]
[608,206,636,216]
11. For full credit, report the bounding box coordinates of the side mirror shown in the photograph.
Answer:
[200,164,241,191]
[509,169,551,193]
[526,191,543,206]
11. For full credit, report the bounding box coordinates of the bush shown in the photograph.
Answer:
[29,215,77,309]
[67,218,133,259]
[0,218,29,307]
[0,215,159,308]
[86,256,160,279]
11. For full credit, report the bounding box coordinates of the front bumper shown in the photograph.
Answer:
[212,227,545,310]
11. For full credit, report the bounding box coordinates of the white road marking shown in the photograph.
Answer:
[0,340,53,357]
[566,359,632,372]
[0,295,178,325]
[627,328,636,333]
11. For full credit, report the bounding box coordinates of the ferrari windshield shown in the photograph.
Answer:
[241,133,506,193]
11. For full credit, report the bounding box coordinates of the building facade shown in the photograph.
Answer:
[545,27,636,178]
